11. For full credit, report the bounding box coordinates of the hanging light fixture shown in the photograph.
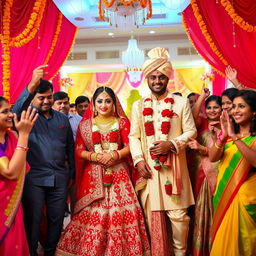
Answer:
[122,36,144,83]
[98,0,152,30]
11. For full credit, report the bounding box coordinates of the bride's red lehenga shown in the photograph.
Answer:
[56,99,150,256]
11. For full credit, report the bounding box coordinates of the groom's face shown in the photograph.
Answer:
[147,70,169,96]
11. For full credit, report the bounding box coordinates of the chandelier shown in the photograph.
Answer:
[122,37,144,83]
[98,0,152,30]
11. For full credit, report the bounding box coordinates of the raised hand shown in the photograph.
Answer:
[225,65,237,82]
[28,65,48,94]
[225,111,235,138]
[201,87,210,99]
[137,160,152,179]
[13,106,38,135]
[219,111,229,140]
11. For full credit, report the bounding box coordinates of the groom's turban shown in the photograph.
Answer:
[142,47,173,78]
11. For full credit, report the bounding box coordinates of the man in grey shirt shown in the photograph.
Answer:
[52,91,82,140]
[13,65,75,256]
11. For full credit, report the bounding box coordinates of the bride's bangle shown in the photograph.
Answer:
[113,150,121,160]
[110,151,115,160]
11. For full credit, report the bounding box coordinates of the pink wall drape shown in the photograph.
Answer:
[0,0,77,103]
[182,0,256,90]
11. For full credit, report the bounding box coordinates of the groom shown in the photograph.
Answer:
[129,47,196,256]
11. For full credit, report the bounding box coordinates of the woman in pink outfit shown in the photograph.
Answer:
[0,97,38,256]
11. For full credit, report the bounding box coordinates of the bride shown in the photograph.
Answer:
[56,86,150,256]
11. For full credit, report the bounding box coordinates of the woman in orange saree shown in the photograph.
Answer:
[0,97,38,256]
[56,87,150,256]
[209,90,256,256]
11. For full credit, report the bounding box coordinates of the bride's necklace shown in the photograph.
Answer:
[94,115,117,132]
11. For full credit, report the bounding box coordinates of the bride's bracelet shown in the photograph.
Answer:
[89,152,98,162]
[110,151,115,160]
[114,150,121,160]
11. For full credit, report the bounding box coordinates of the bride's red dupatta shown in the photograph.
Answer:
[74,96,131,214]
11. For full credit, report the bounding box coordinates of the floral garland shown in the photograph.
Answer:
[143,97,175,170]
[1,0,13,101]
[10,0,46,47]
[190,0,228,66]
[92,119,119,187]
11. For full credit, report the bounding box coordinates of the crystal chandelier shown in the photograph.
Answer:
[122,37,144,83]
[98,0,152,30]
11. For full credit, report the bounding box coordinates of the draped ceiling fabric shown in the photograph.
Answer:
[182,0,256,90]
[0,0,77,103]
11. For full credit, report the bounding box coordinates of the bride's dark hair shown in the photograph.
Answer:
[92,87,116,106]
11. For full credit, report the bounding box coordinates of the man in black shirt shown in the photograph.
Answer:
[13,65,75,256]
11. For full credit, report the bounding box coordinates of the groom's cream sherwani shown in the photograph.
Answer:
[129,92,196,211]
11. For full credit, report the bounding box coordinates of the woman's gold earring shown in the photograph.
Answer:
[94,110,98,116]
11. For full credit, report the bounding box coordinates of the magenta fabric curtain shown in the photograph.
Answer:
[212,69,227,96]
[0,0,77,103]
[182,1,256,89]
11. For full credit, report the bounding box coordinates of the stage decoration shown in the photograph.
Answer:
[143,97,175,170]
[122,38,144,83]
[220,0,256,32]
[200,72,215,87]
[0,0,77,103]
[98,0,152,30]
[182,0,256,89]
[60,77,74,88]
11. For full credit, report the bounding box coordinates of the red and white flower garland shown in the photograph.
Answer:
[143,97,175,170]
[92,120,119,186]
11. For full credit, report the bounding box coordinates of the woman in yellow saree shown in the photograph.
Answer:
[209,90,256,256]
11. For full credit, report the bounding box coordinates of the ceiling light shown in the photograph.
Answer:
[149,30,155,34]
[74,17,84,21]
[99,0,153,30]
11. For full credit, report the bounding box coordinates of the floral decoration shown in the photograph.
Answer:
[92,119,119,187]
[60,77,74,88]
[143,96,175,170]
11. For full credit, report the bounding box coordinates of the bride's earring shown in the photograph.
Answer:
[94,110,98,116]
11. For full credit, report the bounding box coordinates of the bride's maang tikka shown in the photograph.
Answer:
[99,86,109,98]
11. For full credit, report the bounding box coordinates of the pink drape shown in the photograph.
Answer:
[0,0,77,104]
[212,69,227,96]
[182,1,256,89]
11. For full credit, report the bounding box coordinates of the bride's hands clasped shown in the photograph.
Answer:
[97,152,115,166]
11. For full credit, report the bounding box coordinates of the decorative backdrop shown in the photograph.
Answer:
[66,67,205,116]
[0,0,77,103]
[182,0,256,89]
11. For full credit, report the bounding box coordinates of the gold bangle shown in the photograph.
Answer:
[110,151,115,160]
[214,142,223,149]
[91,153,98,161]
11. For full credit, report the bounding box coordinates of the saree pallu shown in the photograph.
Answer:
[188,129,217,256]
[211,136,256,256]
[0,130,29,256]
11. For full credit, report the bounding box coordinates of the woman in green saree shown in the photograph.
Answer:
[209,90,256,256]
